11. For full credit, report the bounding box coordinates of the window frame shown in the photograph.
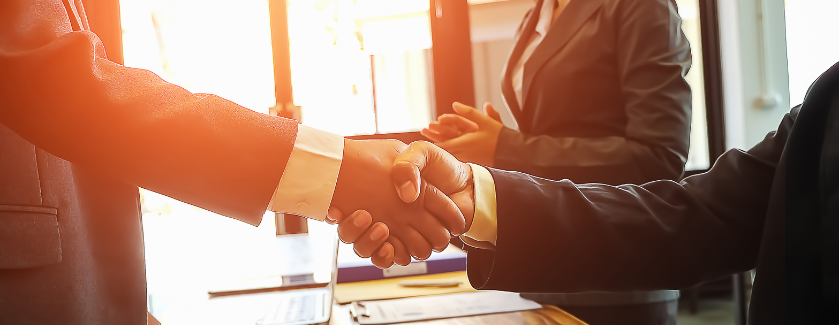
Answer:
[102,0,726,167]
[685,0,727,177]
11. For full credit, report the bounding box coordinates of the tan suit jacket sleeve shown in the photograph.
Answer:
[0,2,298,224]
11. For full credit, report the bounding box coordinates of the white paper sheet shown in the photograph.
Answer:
[351,291,541,324]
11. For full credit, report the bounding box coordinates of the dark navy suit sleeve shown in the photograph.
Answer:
[467,108,797,293]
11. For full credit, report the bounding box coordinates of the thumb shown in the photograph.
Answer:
[393,141,470,201]
[484,102,502,122]
[453,102,494,127]
[392,144,428,203]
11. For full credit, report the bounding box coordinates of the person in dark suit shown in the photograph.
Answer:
[339,61,839,325]
[0,1,462,324]
[419,0,692,323]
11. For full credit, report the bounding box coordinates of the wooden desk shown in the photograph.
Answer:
[328,271,586,325]
[156,232,585,325]
[161,280,585,325]
[329,303,586,325]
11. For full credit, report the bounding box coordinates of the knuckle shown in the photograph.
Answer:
[413,140,433,148]
[338,230,358,244]
[354,246,372,258]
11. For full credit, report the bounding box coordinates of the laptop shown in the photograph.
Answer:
[208,233,337,298]
[255,234,339,325]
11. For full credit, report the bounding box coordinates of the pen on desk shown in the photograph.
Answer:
[397,279,463,288]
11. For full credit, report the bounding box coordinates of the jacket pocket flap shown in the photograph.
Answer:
[0,205,61,269]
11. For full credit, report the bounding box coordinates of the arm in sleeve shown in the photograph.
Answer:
[0,28,298,225]
[465,108,796,293]
[494,0,692,184]
[268,125,343,221]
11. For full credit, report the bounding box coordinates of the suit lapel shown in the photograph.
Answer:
[500,0,543,126]
[521,0,606,108]
[61,0,83,31]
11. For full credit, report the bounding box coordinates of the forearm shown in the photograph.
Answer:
[494,128,685,183]
[0,30,297,224]
[470,162,767,292]
[466,109,796,293]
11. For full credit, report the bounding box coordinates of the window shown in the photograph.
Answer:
[677,0,711,171]
[283,0,435,135]
[121,0,276,112]
[120,0,283,320]
[785,0,839,107]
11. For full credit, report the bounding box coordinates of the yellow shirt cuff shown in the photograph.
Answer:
[267,125,344,221]
[462,163,498,247]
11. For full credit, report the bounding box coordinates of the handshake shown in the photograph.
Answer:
[325,139,476,269]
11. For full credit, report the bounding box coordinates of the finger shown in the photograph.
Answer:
[407,196,454,251]
[421,128,453,143]
[393,225,433,260]
[484,102,502,122]
[453,102,493,127]
[370,242,395,269]
[448,184,476,231]
[388,237,412,266]
[437,114,480,133]
[325,206,344,225]
[410,220,451,253]
[351,222,390,258]
[419,181,466,236]
[437,132,478,155]
[336,210,372,244]
[427,121,463,139]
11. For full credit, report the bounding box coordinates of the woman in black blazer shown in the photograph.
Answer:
[422,0,692,324]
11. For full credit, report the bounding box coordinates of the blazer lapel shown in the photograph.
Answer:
[500,0,543,126]
[521,0,606,108]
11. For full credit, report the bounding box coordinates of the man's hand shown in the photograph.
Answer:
[335,141,477,268]
[329,139,467,266]
[391,141,475,226]
[326,208,396,269]
[420,102,503,167]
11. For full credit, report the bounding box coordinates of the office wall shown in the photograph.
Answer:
[467,0,711,170]
[471,0,798,152]
[469,0,532,129]
[718,0,791,150]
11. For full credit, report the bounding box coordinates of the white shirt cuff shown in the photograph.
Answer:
[462,163,498,247]
[267,125,344,221]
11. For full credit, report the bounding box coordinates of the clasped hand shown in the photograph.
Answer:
[328,139,475,268]
[421,102,504,167]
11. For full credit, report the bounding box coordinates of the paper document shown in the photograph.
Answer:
[334,271,474,304]
[350,291,541,324]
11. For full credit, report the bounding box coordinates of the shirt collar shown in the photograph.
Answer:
[535,0,556,36]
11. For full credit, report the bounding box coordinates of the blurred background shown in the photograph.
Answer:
[113,0,839,323]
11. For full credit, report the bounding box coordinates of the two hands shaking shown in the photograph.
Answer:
[327,140,474,268]
[325,102,500,269]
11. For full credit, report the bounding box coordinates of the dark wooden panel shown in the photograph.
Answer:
[268,0,294,106]
[84,0,124,65]
[429,0,476,116]
[699,0,726,161]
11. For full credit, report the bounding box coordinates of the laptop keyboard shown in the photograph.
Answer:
[258,293,325,325]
